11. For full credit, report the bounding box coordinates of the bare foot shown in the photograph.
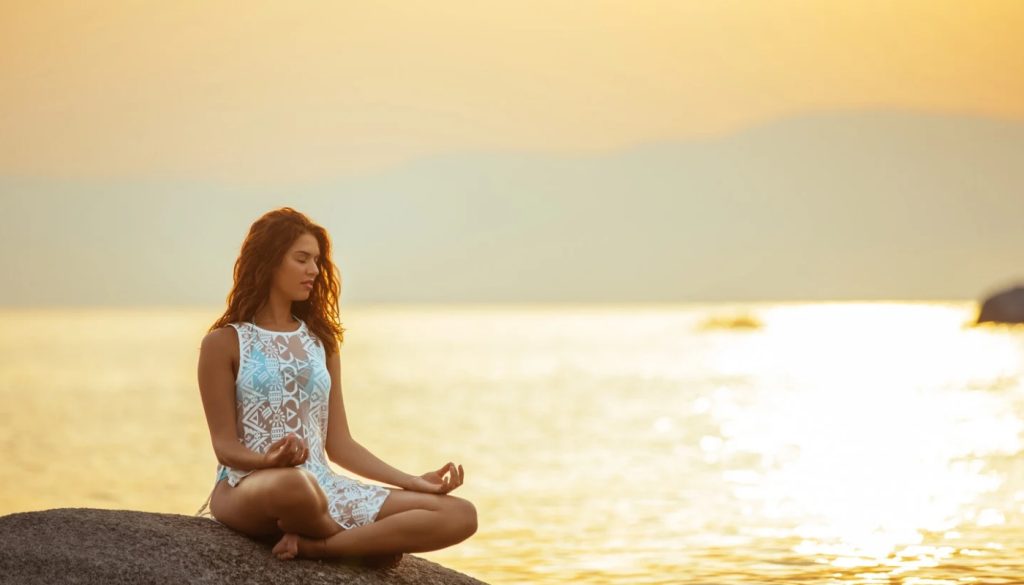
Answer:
[272,533,401,568]
[271,532,300,560]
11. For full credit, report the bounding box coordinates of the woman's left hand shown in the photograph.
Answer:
[405,462,464,494]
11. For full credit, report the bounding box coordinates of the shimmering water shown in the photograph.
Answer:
[2,302,1022,584]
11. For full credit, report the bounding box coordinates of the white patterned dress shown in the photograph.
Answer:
[195,315,391,530]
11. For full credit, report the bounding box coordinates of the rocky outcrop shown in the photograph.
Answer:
[0,508,487,585]
[977,285,1024,324]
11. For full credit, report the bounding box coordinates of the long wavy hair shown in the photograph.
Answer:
[208,207,345,355]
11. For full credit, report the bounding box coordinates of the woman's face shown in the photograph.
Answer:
[274,232,321,300]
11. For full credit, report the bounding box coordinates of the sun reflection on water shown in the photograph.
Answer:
[703,302,1023,578]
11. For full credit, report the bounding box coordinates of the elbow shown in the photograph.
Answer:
[212,447,228,467]
[325,449,341,465]
[211,438,235,467]
[326,437,356,464]
[325,447,342,464]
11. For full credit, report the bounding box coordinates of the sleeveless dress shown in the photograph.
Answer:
[194,315,391,530]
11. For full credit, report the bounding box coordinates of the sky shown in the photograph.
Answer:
[1,1,1023,305]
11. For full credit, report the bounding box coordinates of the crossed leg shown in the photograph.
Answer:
[209,467,342,541]
[286,484,478,560]
[209,467,477,562]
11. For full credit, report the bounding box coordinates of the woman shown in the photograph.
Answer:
[194,207,477,565]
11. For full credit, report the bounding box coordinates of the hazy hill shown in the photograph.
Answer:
[2,110,1022,306]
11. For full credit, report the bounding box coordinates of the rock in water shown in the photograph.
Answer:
[0,508,488,585]
[977,285,1024,324]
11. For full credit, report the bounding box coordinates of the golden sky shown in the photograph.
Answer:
[1,0,1022,183]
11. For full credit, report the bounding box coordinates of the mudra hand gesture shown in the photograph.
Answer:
[406,462,465,494]
[263,433,309,468]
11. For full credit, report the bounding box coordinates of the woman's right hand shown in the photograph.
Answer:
[262,433,309,468]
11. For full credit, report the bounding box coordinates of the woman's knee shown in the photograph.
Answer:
[263,467,328,515]
[444,496,478,537]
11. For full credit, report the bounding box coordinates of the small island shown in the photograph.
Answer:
[976,285,1024,325]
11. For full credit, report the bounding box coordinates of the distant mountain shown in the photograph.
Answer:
[2,110,1022,306]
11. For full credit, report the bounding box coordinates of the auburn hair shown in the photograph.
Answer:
[208,207,345,355]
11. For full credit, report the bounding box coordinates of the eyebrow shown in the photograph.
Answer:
[295,251,320,258]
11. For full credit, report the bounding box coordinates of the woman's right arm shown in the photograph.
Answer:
[197,328,268,472]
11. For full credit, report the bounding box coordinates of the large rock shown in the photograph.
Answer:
[977,285,1024,325]
[0,508,487,585]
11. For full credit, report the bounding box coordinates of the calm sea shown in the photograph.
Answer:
[1,302,1022,584]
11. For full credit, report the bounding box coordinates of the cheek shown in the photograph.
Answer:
[278,261,303,280]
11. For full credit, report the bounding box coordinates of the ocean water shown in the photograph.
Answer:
[1,302,1023,584]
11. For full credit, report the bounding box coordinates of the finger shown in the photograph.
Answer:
[274,437,291,457]
[268,444,285,466]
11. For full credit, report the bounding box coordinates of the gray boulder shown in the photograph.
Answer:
[0,508,487,585]
[977,285,1024,324]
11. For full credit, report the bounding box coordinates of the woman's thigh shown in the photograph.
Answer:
[375,488,471,521]
[209,467,323,539]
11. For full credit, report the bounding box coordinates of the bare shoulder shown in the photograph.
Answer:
[201,326,240,368]
[202,325,237,349]
[323,346,339,368]
[323,344,340,373]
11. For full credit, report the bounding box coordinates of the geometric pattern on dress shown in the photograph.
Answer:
[194,315,391,530]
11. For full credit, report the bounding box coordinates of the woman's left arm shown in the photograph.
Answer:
[323,348,416,489]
